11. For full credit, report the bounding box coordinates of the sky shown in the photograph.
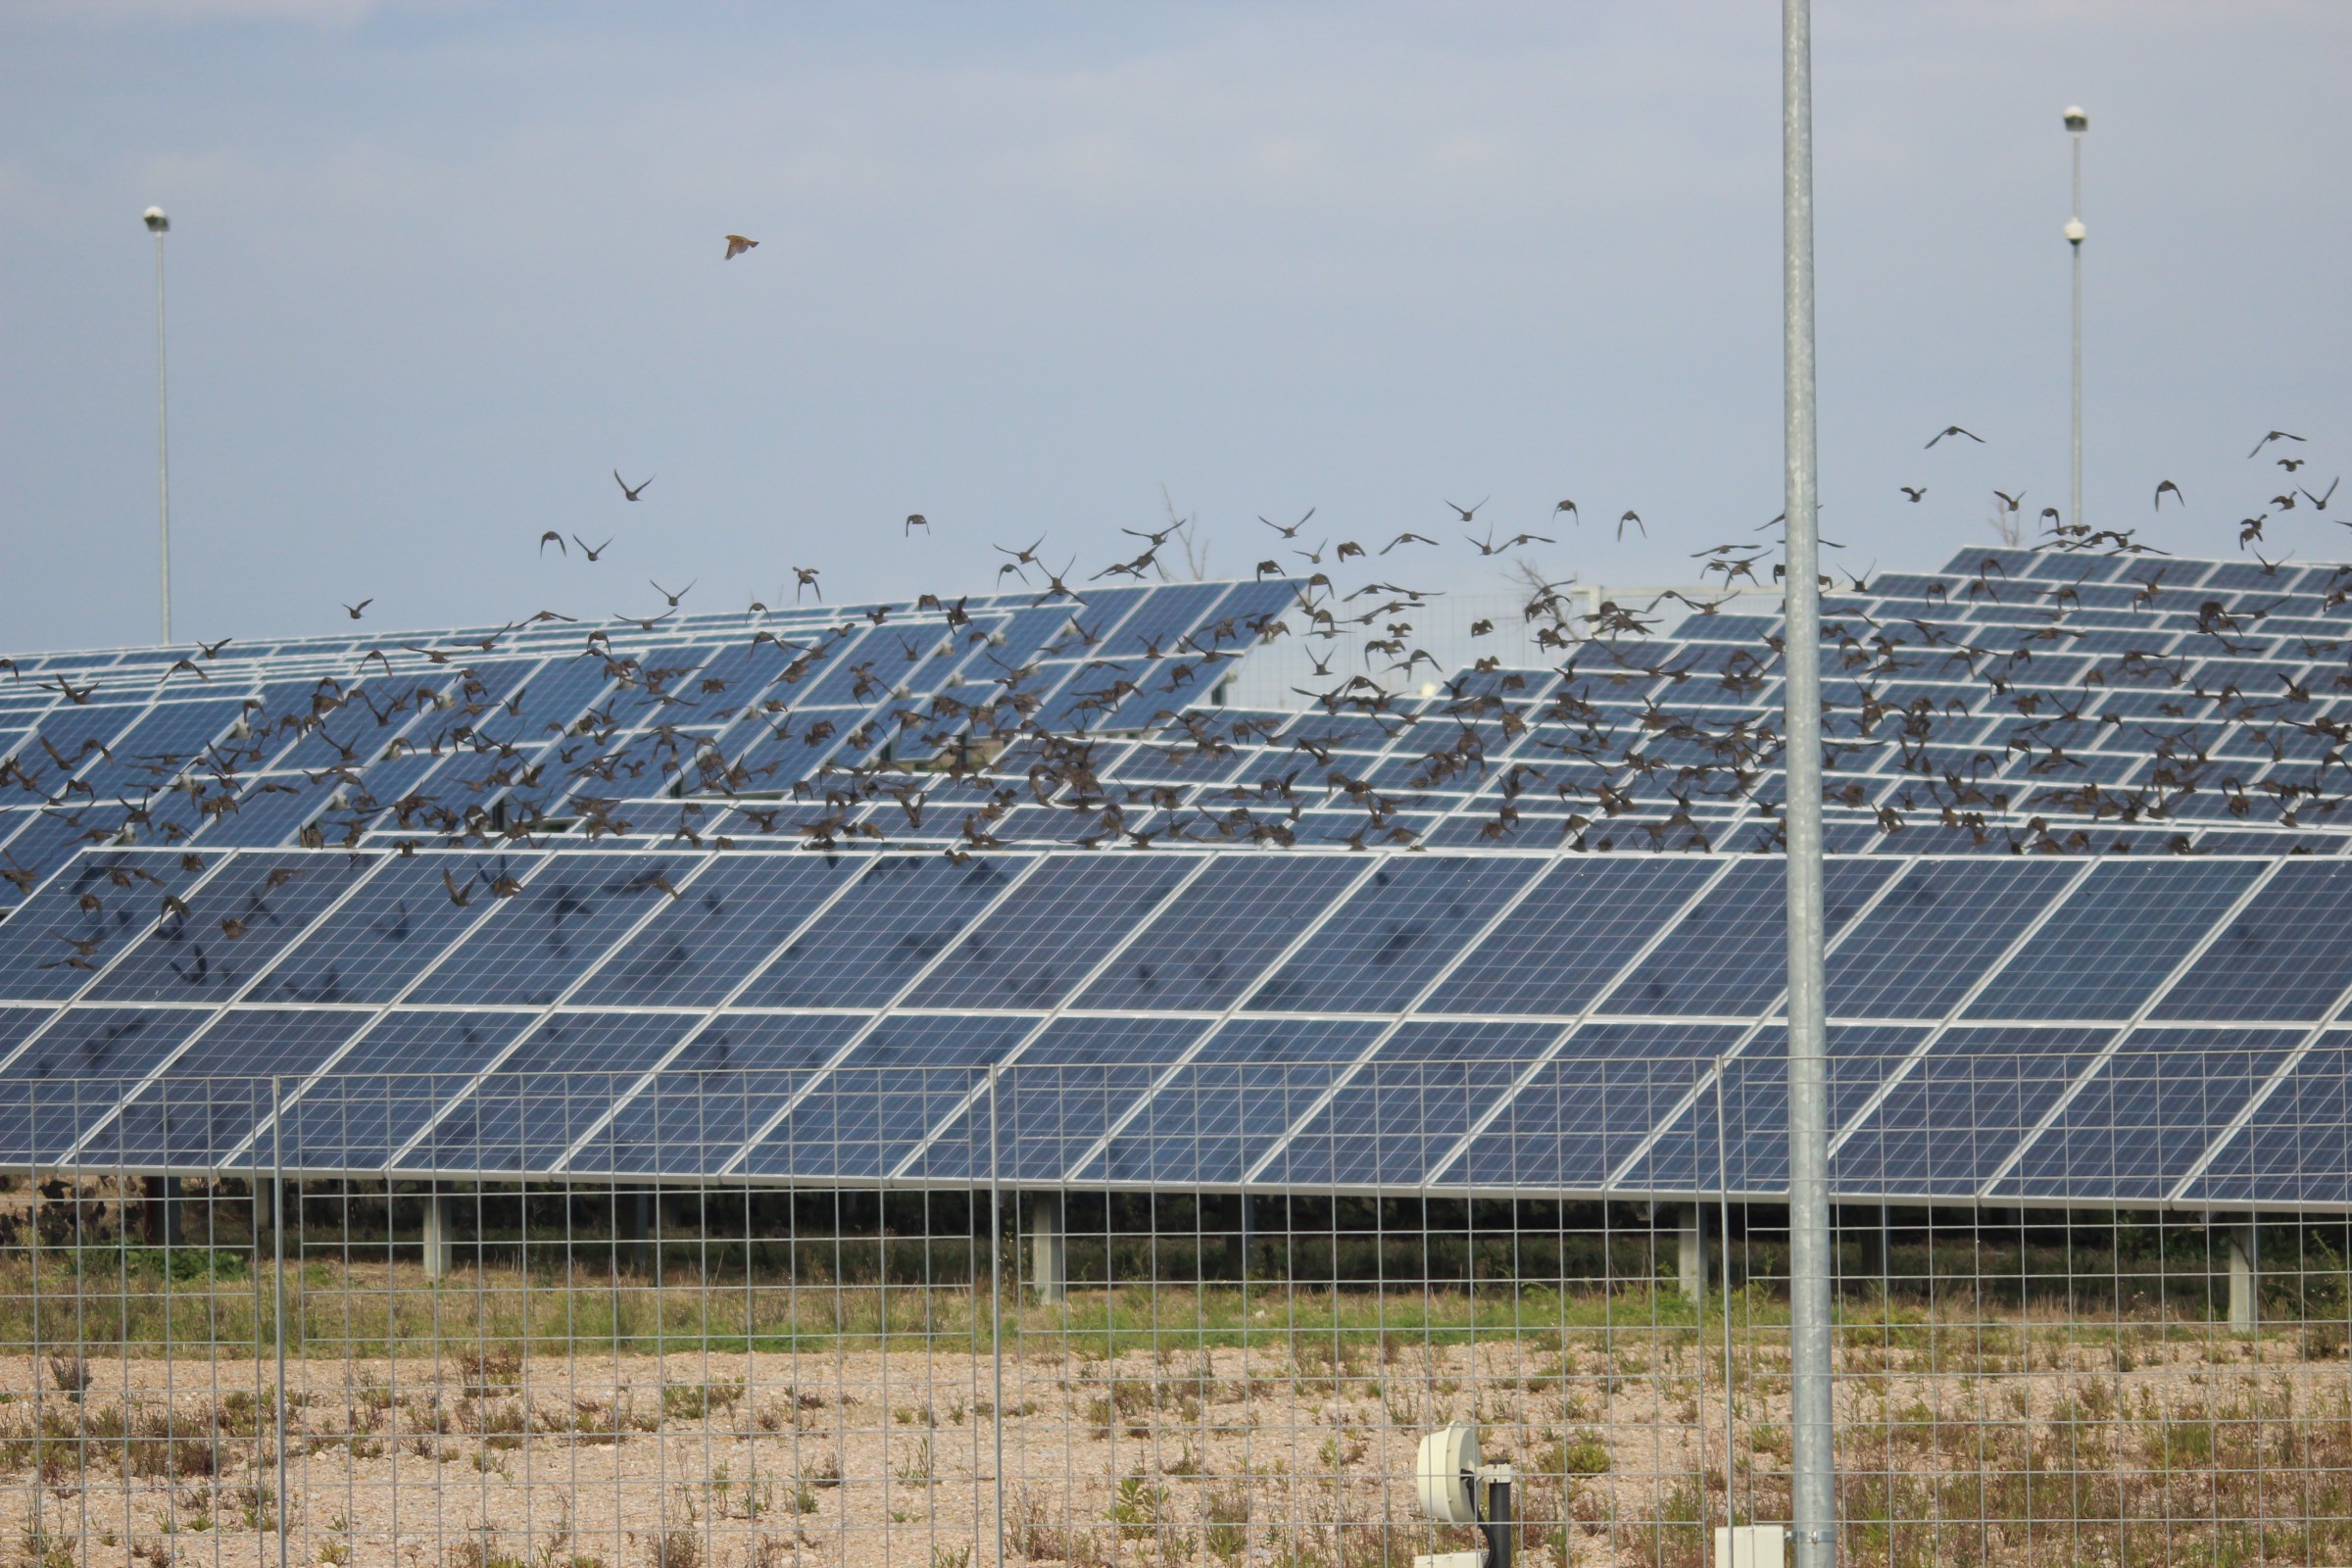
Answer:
[1,1,2346,655]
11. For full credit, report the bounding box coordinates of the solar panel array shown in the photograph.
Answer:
[5,545,2352,1205]
[0,843,2347,1207]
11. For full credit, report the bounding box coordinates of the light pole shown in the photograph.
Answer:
[144,206,173,645]
[2065,107,2087,534]
[1781,3,1834,1567]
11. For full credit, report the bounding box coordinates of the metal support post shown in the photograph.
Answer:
[1782,3,1836,1564]
[1028,1190,1067,1303]
[1677,1203,1706,1300]
[421,1191,455,1281]
[141,1174,184,1249]
[2227,1220,2258,1333]
[1227,1193,1250,1283]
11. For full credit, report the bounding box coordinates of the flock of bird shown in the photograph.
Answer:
[4,236,2347,920]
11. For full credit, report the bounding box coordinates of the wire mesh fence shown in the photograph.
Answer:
[0,1056,2347,1568]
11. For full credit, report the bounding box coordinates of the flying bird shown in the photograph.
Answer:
[650,578,696,607]
[538,531,566,556]
[2303,478,2338,512]
[1553,500,1579,520]
[343,600,372,620]
[905,514,929,534]
[724,234,759,260]
[613,470,653,502]
[2248,430,2304,459]
[1444,498,1489,522]
[2154,480,2183,510]
[1926,425,1984,448]
[572,535,612,562]
[792,565,822,602]
[1260,509,1315,538]
[1617,510,1645,540]
[1899,487,1927,503]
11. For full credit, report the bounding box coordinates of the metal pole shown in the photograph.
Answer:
[1780,4,1835,1566]
[144,208,172,644]
[987,1064,1005,1568]
[2065,109,2087,533]
[271,1077,289,1568]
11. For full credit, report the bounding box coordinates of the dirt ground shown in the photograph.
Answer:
[1,1323,2346,1568]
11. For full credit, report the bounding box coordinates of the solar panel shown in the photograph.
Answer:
[9,549,2352,1207]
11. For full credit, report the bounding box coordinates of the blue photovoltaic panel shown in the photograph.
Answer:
[1623,1025,1929,1194]
[1267,1020,1562,1187]
[737,1013,1034,1180]
[1081,1017,1386,1186]
[917,1013,1213,1181]
[573,1013,871,1176]
[568,856,860,1007]
[732,855,1035,1009]
[1421,858,1723,1016]
[1447,1023,1748,1190]
[1249,858,1544,1014]
[0,852,212,1002]
[2190,1035,2352,1207]
[401,1012,701,1173]
[1602,858,1894,1017]
[1993,1027,2300,1201]
[2152,860,2352,1021]
[1828,859,2081,1019]
[1966,859,2266,1021]
[75,700,245,798]
[1077,851,1373,1010]
[902,855,1193,1009]
[84,854,377,1004]
[0,1007,209,1164]
[1831,1026,2110,1198]
[96,1008,372,1167]
[249,854,514,1004]
[275,1010,535,1169]
[405,854,698,1006]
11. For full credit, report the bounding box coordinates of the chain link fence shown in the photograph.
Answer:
[1,1057,2346,1568]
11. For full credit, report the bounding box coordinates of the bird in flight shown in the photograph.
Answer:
[724,235,759,260]
[1444,498,1489,522]
[1381,532,1440,555]
[573,535,612,562]
[650,578,696,607]
[2248,430,2304,459]
[2303,478,2338,512]
[1899,486,1927,503]
[792,565,822,603]
[538,531,565,556]
[1259,509,1314,539]
[2154,479,2184,510]
[343,600,372,620]
[1926,425,1984,448]
[905,514,929,535]
[613,470,653,502]
[1618,510,1645,540]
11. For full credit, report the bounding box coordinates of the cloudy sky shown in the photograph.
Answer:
[1,2,2345,653]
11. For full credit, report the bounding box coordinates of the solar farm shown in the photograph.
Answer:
[0,546,2349,1568]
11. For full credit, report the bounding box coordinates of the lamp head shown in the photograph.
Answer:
[2064,219,2086,246]
[143,207,170,233]
[2063,106,2088,132]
